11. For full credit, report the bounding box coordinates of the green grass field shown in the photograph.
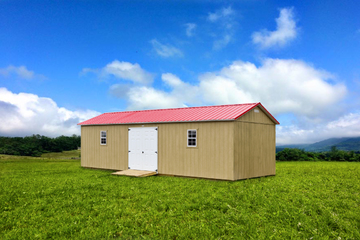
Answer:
[1,154,359,239]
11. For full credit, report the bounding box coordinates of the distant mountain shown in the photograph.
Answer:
[335,137,360,151]
[276,144,309,153]
[277,137,360,152]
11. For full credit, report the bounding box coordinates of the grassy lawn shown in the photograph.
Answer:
[1,156,359,239]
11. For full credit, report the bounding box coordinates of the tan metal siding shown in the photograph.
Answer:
[158,122,234,180]
[81,121,234,180]
[234,122,276,180]
[81,125,129,170]
[237,106,275,125]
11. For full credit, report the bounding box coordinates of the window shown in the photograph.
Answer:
[187,129,197,147]
[100,131,107,145]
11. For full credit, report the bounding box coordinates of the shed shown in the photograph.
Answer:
[78,103,279,180]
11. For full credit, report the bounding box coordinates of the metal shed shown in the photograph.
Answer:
[78,103,279,180]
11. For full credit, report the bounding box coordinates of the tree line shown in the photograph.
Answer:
[0,135,80,157]
[276,146,360,162]
[1,134,359,161]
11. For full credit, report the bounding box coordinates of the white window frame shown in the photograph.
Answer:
[100,131,107,145]
[187,129,197,147]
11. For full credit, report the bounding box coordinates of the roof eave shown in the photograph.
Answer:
[78,118,236,126]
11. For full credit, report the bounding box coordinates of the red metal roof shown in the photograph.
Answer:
[78,103,279,125]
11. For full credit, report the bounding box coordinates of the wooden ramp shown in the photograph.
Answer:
[112,169,157,177]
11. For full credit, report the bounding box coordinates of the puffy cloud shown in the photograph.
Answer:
[252,7,297,49]
[126,86,185,110]
[162,73,184,87]
[111,73,198,110]
[150,39,183,58]
[81,60,154,84]
[161,73,199,104]
[185,23,196,37]
[198,59,346,119]
[199,74,254,104]
[0,65,46,80]
[0,88,100,137]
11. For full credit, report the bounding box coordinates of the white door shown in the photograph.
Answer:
[128,127,158,171]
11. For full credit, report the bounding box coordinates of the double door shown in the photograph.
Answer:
[128,127,158,172]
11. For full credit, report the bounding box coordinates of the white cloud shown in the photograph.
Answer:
[198,59,346,119]
[326,112,360,133]
[277,112,360,144]
[150,39,183,58]
[185,23,197,37]
[161,73,199,104]
[0,65,46,80]
[126,86,185,110]
[0,88,100,137]
[252,7,297,49]
[82,60,154,84]
[162,73,184,87]
[114,73,198,110]
[207,6,234,22]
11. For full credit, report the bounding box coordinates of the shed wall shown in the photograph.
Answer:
[81,121,234,180]
[158,122,234,180]
[234,106,276,180]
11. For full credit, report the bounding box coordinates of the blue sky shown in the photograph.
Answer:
[1,0,360,144]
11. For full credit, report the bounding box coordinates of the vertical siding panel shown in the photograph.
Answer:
[178,124,185,175]
[199,123,204,177]
[260,124,264,177]
[272,125,276,175]
[211,122,217,178]
[239,123,244,179]
[243,123,248,179]
[214,122,219,179]
[81,127,85,167]
[233,122,238,180]
[160,124,166,174]
[243,122,249,179]
[174,124,181,174]
[233,122,276,180]
[248,122,253,178]
[236,123,241,179]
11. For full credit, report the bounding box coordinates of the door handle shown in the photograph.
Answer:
[142,151,144,153]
